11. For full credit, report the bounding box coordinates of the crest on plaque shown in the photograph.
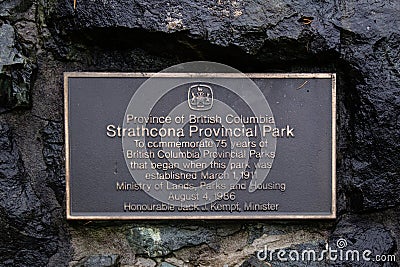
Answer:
[188,84,213,111]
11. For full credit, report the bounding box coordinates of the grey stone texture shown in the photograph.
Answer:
[0,0,399,266]
[73,254,121,267]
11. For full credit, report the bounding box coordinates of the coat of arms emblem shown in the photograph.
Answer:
[188,84,213,111]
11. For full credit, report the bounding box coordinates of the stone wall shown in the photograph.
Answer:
[0,0,399,266]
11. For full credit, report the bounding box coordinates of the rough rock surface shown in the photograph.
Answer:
[159,262,178,267]
[41,122,65,204]
[0,0,399,266]
[73,254,121,267]
[240,256,271,267]
[0,0,38,113]
[0,23,35,113]
[329,214,397,267]
[126,225,218,257]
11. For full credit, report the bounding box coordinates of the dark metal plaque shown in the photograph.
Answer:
[65,73,336,219]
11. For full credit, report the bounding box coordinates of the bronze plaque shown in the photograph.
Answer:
[65,73,336,219]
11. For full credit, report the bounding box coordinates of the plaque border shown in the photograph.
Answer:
[64,73,336,220]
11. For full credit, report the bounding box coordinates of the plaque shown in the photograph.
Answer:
[65,72,336,219]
